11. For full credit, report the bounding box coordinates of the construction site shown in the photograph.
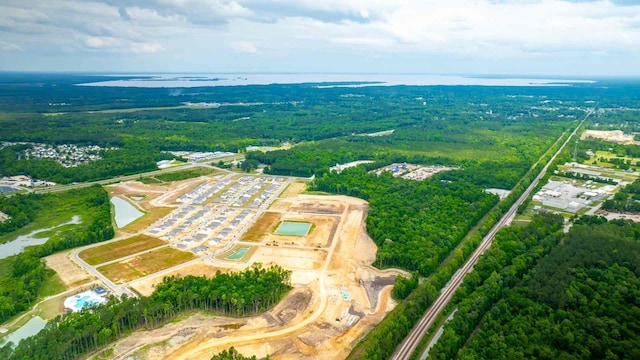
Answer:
[46,170,404,359]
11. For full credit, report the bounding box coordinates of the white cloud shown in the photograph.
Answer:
[230,41,258,53]
[130,41,164,53]
[0,40,23,51]
[82,36,121,49]
[0,0,640,74]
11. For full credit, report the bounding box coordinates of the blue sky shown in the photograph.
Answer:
[1,0,639,75]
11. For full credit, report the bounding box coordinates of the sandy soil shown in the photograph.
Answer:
[280,181,308,198]
[44,250,92,287]
[251,247,327,270]
[604,211,640,222]
[581,129,639,145]
[263,215,338,248]
[105,194,401,360]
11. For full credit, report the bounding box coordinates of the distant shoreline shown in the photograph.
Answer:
[76,73,596,88]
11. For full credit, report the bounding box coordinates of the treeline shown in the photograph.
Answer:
[578,137,640,162]
[310,167,498,275]
[602,177,640,212]
[0,186,113,323]
[212,347,269,360]
[249,116,563,185]
[1,264,291,360]
[426,213,564,359]
[432,219,640,359]
[392,272,419,300]
[555,170,617,184]
[348,121,572,359]
[0,143,171,184]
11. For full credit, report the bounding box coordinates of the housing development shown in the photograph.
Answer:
[1,75,640,360]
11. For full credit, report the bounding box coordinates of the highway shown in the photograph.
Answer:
[32,158,240,194]
[391,110,592,360]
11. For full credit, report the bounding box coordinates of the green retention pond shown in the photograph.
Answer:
[275,221,312,236]
[226,247,249,260]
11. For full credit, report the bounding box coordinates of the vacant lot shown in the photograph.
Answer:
[124,206,173,233]
[97,247,195,283]
[155,167,216,182]
[79,234,166,265]
[251,247,326,270]
[280,181,307,198]
[44,250,92,287]
[240,212,281,242]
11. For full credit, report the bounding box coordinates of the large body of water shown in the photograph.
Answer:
[0,316,47,347]
[111,196,144,228]
[0,216,82,260]
[79,73,595,88]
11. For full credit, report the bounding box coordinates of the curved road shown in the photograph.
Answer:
[112,198,355,360]
[391,110,592,360]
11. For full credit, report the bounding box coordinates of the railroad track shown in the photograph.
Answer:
[391,109,592,360]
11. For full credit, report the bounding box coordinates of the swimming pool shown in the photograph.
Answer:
[63,290,107,312]
[275,221,312,236]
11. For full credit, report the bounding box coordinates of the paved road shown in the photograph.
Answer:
[34,163,195,194]
[391,110,592,360]
[69,172,295,300]
[154,196,353,360]
[33,159,240,194]
[70,248,133,298]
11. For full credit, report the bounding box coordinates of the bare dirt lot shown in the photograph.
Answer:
[581,129,639,145]
[44,250,92,287]
[106,194,404,360]
[280,181,307,198]
[251,247,326,270]
[252,214,338,248]
[241,212,282,242]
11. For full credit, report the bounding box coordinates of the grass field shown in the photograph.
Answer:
[280,181,307,198]
[97,247,195,283]
[154,167,216,182]
[138,177,163,184]
[37,272,67,298]
[241,212,281,242]
[124,206,173,233]
[79,234,166,265]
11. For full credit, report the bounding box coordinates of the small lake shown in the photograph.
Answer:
[111,196,144,228]
[0,216,81,260]
[0,316,47,347]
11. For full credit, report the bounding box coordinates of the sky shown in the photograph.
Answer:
[1,0,640,76]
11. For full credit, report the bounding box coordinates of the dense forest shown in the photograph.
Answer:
[0,186,113,323]
[0,73,587,184]
[349,213,564,360]
[3,74,640,359]
[310,167,497,275]
[1,264,291,360]
[0,142,171,184]
[602,177,640,212]
[427,219,640,359]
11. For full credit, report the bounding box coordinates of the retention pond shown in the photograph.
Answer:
[111,196,144,228]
